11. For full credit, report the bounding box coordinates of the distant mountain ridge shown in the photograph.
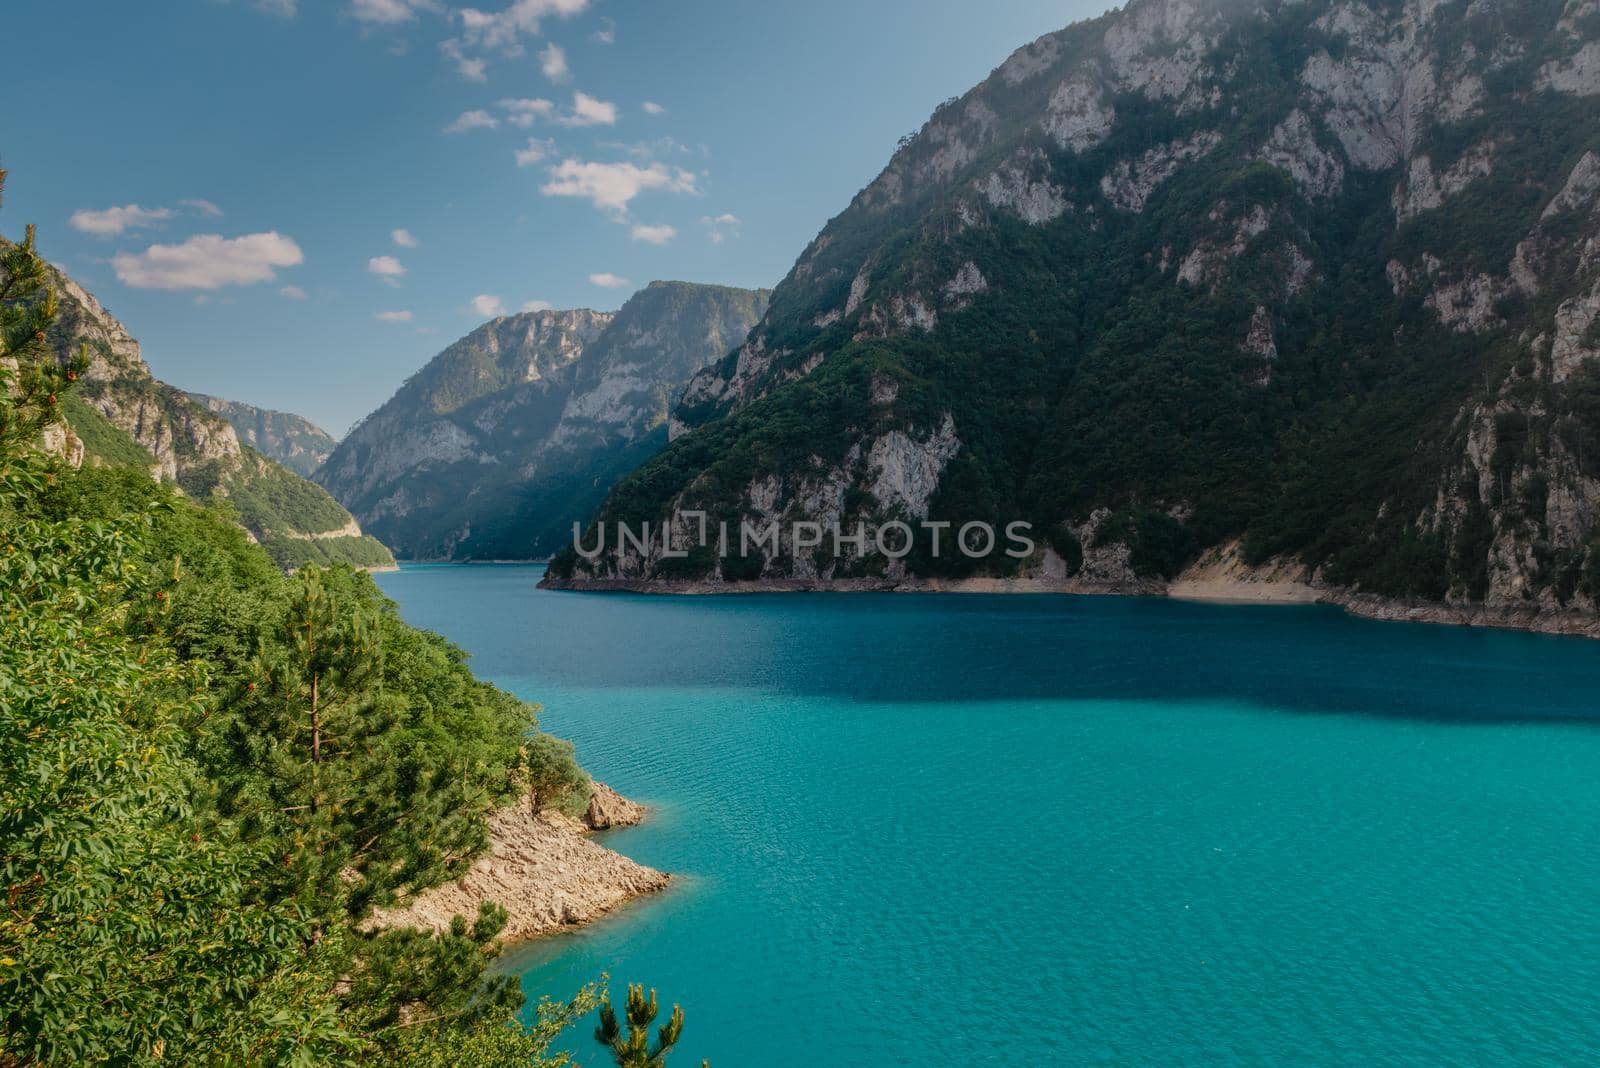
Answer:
[316,281,769,560]
[549,0,1600,636]
[187,393,337,478]
[12,242,394,571]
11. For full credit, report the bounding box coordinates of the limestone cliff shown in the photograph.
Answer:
[550,0,1600,632]
[187,393,337,478]
[9,243,394,571]
[316,282,768,560]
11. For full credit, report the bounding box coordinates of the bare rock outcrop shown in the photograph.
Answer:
[370,796,668,943]
[584,781,649,830]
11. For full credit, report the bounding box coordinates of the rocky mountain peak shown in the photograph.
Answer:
[553,0,1600,631]
[5,243,393,570]
[315,282,768,560]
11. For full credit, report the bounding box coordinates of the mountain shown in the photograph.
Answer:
[549,0,1600,633]
[316,281,769,560]
[18,245,395,571]
[186,393,337,477]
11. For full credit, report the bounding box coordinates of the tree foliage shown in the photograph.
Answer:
[521,732,591,816]
[0,170,610,1065]
[594,984,703,1068]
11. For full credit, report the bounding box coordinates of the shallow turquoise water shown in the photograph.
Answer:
[376,564,1600,1066]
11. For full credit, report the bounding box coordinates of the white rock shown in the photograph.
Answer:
[1537,41,1600,95]
[1041,75,1115,153]
[1101,131,1221,213]
[1425,274,1506,333]
[942,262,989,311]
[977,151,1071,225]
[1550,277,1600,382]
[1392,142,1497,221]
[1258,109,1346,199]
[866,414,960,519]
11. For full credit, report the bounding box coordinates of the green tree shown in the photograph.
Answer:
[341,904,521,1033]
[1,165,623,1065]
[5,460,577,1064]
[521,731,591,815]
[215,564,533,919]
[0,173,353,1064]
[0,168,86,466]
[594,984,703,1068]
[385,982,602,1068]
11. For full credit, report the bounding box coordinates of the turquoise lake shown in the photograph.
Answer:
[375,564,1600,1066]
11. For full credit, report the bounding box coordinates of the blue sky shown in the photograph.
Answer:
[2,0,1104,435]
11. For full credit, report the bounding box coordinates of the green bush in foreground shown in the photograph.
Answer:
[522,731,592,816]
[0,170,620,1065]
[595,985,704,1068]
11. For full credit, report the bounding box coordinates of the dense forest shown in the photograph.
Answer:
[0,173,693,1066]
[553,0,1600,620]
[10,228,396,575]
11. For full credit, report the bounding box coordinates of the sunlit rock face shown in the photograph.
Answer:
[551,0,1600,624]
[316,283,768,560]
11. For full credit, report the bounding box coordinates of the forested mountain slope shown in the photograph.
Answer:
[0,182,611,1064]
[317,282,768,559]
[552,0,1600,632]
[188,391,337,477]
[5,241,394,571]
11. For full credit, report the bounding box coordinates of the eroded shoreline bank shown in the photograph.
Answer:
[369,783,669,944]
[539,541,1600,641]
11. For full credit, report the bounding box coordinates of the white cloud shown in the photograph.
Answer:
[701,213,742,244]
[641,100,665,115]
[280,285,308,300]
[111,232,303,290]
[439,39,488,81]
[375,309,414,322]
[456,0,590,53]
[69,204,174,237]
[367,255,407,284]
[540,159,698,215]
[471,293,507,317]
[443,0,588,79]
[498,97,555,127]
[588,272,630,288]
[559,91,617,127]
[630,223,676,245]
[591,17,614,43]
[71,199,226,237]
[445,109,500,133]
[391,228,419,248]
[348,0,422,24]
[599,136,691,161]
[521,299,553,312]
[514,138,555,167]
[539,42,570,82]
[255,0,297,15]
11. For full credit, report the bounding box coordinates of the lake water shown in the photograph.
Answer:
[375,564,1600,1066]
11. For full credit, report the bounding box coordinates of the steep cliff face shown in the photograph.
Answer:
[549,282,770,457]
[16,247,394,571]
[552,0,1600,628]
[313,308,613,550]
[187,393,337,478]
[316,283,768,560]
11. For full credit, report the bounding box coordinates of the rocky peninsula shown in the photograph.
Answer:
[370,783,668,943]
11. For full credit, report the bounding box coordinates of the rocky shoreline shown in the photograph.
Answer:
[368,783,668,944]
[540,540,1600,641]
